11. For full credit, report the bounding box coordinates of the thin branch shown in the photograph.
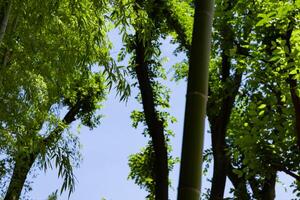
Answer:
[271,162,300,182]
[43,100,82,146]
[282,169,300,182]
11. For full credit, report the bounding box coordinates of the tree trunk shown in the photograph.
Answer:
[261,172,276,200]
[177,1,214,199]
[0,0,12,43]
[210,123,227,200]
[4,102,81,200]
[288,77,300,150]
[210,161,227,200]
[282,24,300,150]
[4,153,36,200]
[208,0,244,197]
[209,71,242,200]
[227,164,250,200]
[134,34,169,200]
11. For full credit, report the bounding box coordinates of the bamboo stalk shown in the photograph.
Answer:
[177,1,214,199]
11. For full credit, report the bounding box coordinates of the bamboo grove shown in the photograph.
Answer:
[0,0,300,199]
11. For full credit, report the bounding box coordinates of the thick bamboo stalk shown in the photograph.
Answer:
[177,1,214,200]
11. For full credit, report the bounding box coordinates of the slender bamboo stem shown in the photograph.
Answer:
[177,1,214,199]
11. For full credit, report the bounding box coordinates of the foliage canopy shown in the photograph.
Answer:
[0,0,300,199]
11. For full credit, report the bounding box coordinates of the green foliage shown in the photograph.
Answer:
[169,0,300,198]
[128,142,178,200]
[128,144,156,200]
[1,0,299,199]
[110,1,181,198]
[171,60,188,81]
[224,0,300,198]
[47,190,58,200]
[0,0,114,198]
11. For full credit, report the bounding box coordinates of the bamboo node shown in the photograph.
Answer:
[178,186,201,195]
[186,91,208,101]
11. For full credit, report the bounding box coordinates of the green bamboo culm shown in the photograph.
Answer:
[177,1,214,200]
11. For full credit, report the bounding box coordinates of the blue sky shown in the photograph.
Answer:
[28,30,295,200]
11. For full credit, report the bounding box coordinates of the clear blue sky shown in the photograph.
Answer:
[28,30,294,200]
